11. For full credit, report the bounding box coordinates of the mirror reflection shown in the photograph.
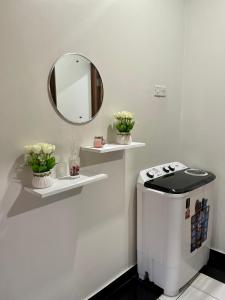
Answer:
[49,53,104,124]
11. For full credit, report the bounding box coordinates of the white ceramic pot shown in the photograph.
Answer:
[32,171,53,189]
[116,133,132,145]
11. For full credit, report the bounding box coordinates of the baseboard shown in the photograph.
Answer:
[210,247,225,256]
[88,265,137,300]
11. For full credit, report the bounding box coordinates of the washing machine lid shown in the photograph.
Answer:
[144,169,216,194]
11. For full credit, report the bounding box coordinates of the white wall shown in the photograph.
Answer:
[0,1,185,299]
[181,0,225,253]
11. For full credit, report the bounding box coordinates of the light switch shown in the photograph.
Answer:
[154,85,167,98]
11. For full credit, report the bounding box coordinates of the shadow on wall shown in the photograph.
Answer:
[0,156,80,218]
[80,149,123,167]
[1,150,124,218]
[8,189,83,218]
[0,147,132,298]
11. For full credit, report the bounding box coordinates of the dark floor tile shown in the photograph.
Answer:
[89,267,137,300]
[201,265,225,284]
[208,249,225,271]
[107,277,163,300]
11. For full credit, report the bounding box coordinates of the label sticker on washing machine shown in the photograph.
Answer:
[190,198,209,253]
[185,198,190,219]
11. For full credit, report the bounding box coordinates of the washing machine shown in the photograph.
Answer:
[137,162,216,296]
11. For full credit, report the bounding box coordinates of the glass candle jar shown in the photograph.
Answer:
[69,156,80,176]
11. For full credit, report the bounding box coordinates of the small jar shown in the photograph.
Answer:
[69,156,80,176]
[94,136,105,148]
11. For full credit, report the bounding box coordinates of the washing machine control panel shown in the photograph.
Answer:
[144,162,187,181]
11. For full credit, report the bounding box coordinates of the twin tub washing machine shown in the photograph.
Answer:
[137,162,216,296]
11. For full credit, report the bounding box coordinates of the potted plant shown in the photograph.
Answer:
[24,143,56,188]
[114,111,135,145]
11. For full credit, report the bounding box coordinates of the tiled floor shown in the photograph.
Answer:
[100,269,225,300]
[158,273,225,300]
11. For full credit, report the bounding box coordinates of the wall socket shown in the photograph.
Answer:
[154,85,167,98]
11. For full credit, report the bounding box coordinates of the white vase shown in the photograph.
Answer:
[32,171,53,189]
[116,133,132,145]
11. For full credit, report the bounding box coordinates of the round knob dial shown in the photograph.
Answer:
[169,164,175,171]
[147,171,154,178]
[163,166,170,173]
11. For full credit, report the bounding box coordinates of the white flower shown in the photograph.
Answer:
[24,142,56,172]
[45,145,53,154]
[24,142,56,155]
[38,143,55,154]
[41,143,50,154]
[114,111,134,120]
[32,144,42,154]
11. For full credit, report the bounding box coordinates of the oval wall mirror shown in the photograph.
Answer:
[48,53,104,124]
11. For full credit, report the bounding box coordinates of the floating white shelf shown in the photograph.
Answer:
[81,142,146,153]
[24,174,108,198]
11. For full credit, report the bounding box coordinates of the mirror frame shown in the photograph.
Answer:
[48,52,104,125]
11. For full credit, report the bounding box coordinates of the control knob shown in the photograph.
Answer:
[169,164,175,171]
[147,171,154,179]
[163,166,170,173]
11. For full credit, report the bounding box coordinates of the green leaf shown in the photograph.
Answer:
[46,157,56,170]
[115,119,135,133]
[32,164,40,172]
[27,153,56,173]
[39,165,48,173]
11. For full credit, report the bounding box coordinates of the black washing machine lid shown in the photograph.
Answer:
[144,169,216,194]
